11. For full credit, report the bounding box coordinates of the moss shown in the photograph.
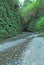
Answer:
[0,0,22,40]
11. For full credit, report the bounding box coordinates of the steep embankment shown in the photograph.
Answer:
[0,0,22,40]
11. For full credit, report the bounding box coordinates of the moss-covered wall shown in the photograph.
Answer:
[0,0,22,40]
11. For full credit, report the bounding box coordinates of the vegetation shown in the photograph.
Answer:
[0,0,22,40]
[20,0,44,33]
[0,0,44,41]
[20,0,40,22]
[36,17,44,31]
[23,0,31,7]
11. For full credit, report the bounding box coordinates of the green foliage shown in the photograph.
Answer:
[13,0,19,4]
[20,0,40,22]
[28,17,44,32]
[20,0,44,32]
[36,17,44,31]
[0,0,22,40]
[23,0,31,7]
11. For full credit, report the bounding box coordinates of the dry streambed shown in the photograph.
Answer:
[0,32,44,65]
[21,37,44,65]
